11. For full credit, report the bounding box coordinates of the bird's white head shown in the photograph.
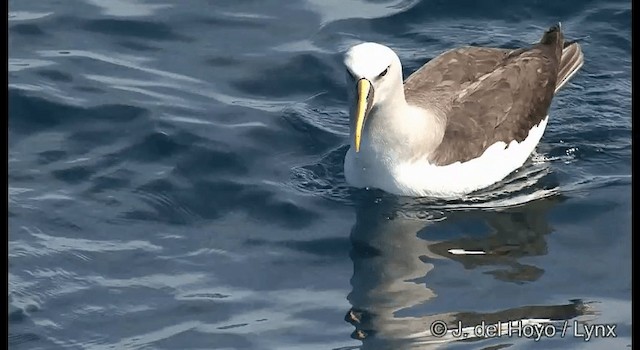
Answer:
[343,42,404,152]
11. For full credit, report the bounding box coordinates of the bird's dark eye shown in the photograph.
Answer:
[378,66,389,78]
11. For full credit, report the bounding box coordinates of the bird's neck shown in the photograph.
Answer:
[364,93,445,161]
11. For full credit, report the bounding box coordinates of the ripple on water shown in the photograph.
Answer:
[172,144,250,178]
[87,168,134,194]
[9,11,54,21]
[9,89,148,134]
[241,106,345,160]
[231,52,345,100]
[10,23,46,36]
[290,146,353,204]
[35,69,73,82]
[10,226,163,259]
[8,58,54,72]
[120,131,191,163]
[79,17,190,42]
[125,178,196,225]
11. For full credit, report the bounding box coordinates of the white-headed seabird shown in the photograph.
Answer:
[343,23,584,198]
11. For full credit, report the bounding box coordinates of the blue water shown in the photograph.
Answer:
[9,1,631,349]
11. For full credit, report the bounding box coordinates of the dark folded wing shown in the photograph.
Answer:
[429,46,559,166]
[404,46,515,110]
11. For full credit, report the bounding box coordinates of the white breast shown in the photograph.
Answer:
[344,117,549,198]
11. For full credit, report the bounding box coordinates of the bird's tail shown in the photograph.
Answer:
[555,40,584,93]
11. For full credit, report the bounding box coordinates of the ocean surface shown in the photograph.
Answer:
[8,0,631,349]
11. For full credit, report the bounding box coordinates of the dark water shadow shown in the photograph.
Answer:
[345,190,593,349]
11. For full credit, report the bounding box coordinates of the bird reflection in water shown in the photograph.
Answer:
[345,168,592,349]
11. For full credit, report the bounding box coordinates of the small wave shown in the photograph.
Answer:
[10,226,162,259]
[84,0,172,18]
[8,11,54,21]
[8,58,54,72]
[290,145,353,204]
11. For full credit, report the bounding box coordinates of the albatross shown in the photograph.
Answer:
[342,23,584,198]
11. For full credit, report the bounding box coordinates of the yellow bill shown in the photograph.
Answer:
[354,78,373,152]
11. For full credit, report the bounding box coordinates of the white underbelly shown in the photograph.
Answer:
[344,117,549,198]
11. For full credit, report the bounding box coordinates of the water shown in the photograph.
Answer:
[9,0,631,349]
